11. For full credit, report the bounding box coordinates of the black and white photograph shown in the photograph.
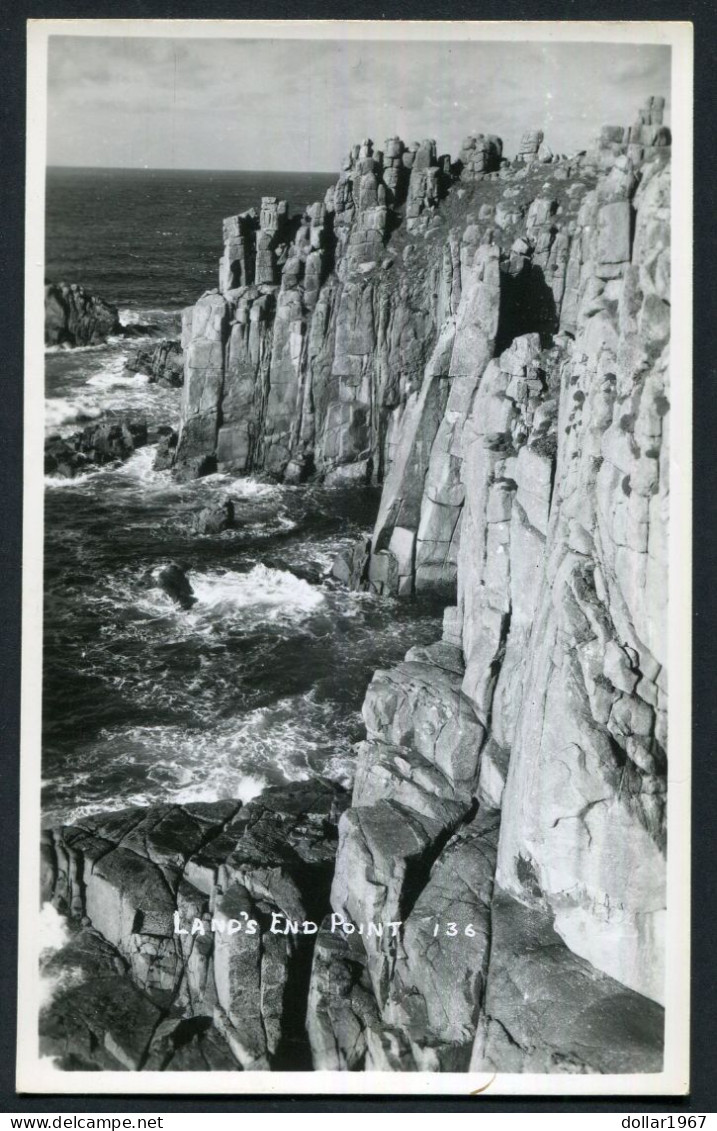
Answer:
[17,20,692,1094]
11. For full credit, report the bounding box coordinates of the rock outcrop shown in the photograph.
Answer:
[171,129,493,485]
[42,98,672,1076]
[45,419,149,479]
[41,783,349,1071]
[45,283,121,347]
[124,339,184,387]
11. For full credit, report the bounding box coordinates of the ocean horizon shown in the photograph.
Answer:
[47,164,337,174]
[45,166,338,310]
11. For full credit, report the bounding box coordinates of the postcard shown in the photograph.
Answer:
[17,18,692,1095]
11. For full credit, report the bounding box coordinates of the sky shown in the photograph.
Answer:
[46,34,671,172]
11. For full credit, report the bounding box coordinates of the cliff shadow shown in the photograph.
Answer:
[496,261,558,355]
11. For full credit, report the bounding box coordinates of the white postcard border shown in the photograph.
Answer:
[18,18,693,1097]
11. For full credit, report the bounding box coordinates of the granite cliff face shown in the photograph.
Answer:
[319,98,670,1071]
[42,97,671,1074]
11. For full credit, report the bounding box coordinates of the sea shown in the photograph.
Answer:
[43,167,444,828]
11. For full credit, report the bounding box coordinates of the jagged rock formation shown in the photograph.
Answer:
[42,99,671,1076]
[458,133,503,181]
[124,339,184,387]
[172,129,498,485]
[45,282,121,347]
[40,783,348,1070]
[45,419,148,479]
[597,95,669,165]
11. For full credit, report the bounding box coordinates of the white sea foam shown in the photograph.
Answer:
[171,773,267,807]
[40,902,70,954]
[45,444,171,491]
[52,767,269,826]
[112,444,171,485]
[45,342,107,355]
[45,358,181,438]
[86,365,149,391]
[48,688,354,823]
[229,477,281,500]
[45,396,102,432]
[44,470,95,489]
[118,308,147,326]
[180,472,282,501]
[43,684,360,827]
[119,306,181,327]
[188,564,325,623]
[38,903,82,1012]
[128,564,325,638]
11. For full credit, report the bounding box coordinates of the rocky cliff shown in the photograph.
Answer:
[45,282,121,347]
[318,97,670,1071]
[42,97,671,1074]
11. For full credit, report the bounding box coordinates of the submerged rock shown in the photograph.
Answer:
[154,562,196,609]
[192,499,236,535]
[44,441,92,480]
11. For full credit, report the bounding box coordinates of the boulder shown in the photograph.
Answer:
[154,563,196,609]
[44,439,92,479]
[192,499,236,535]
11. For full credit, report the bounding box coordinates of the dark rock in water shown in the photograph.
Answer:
[119,320,163,339]
[124,339,184,387]
[153,429,178,471]
[45,418,148,478]
[192,499,236,535]
[44,442,92,480]
[41,783,350,1071]
[266,557,324,586]
[331,538,370,588]
[45,282,121,347]
[173,455,217,482]
[155,563,196,609]
[80,419,148,464]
